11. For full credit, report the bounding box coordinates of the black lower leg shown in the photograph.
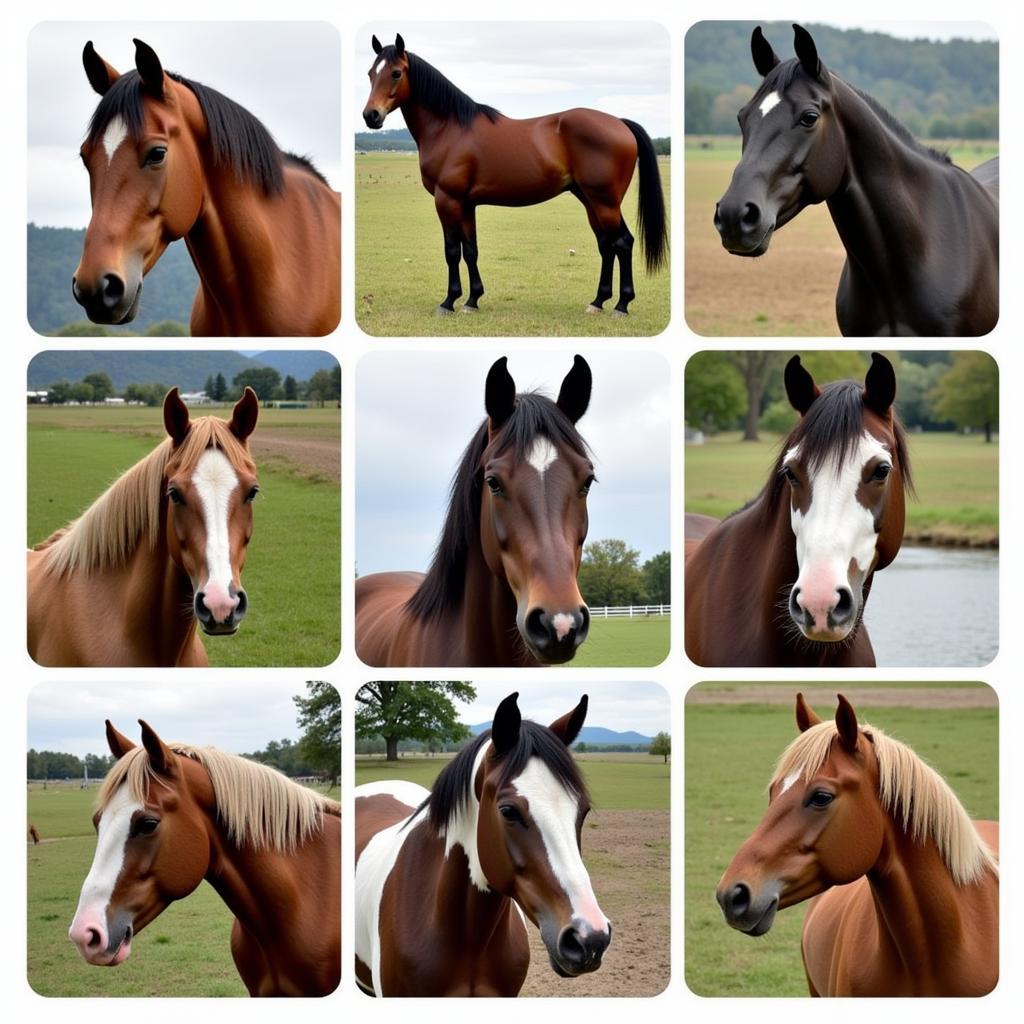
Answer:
[463,234,484,309]
[590,235,615,309]
[613,222,636,314]
[439,225,463,312]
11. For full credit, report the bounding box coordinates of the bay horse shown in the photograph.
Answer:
[75,39,340,335]
[715,24,998,336]
[685,353,910,667]
[28,388,259,667]
[363,34,667,316]
[69,720,340,996]
[716,693,998,996]
[355,692,610,996]
[356,355,595,667]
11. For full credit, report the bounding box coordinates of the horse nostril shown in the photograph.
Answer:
[729,883,751,916]
[832,587,854,624]
[234,588,248,618]
[713,203,723,230]
[575,606,590,645]
[557,927,587,966]
[524,607,551,648]
[102,273,125,307]
[85,927,101,949]
[741,202,761,229]
[194,592,212,624]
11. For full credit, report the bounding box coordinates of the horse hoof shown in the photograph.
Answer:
[585,304,603,315]
[460,305,479,315]
[436,306,455,317]
[612,309,629,318]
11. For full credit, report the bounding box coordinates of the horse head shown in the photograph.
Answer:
[363,33,410,128]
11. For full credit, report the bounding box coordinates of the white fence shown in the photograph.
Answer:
[589,604,671,618]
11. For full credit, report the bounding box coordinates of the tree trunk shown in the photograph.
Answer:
[985,421,992,443]
[385,735,399,762]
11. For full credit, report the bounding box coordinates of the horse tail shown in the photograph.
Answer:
[621,118,668,274]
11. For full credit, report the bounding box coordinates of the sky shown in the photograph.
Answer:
[28,680,319,758]
[27,22,341,228]
[355,22,671,138]
[355,350,671,576]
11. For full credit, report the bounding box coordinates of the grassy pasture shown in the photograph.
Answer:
[26,780,340,997]
[685,430,998,545]
[355,152,671,336]
[27,404,341,666]
[570,614,670,668]
[684,683,998,996]
[684,136,999,336]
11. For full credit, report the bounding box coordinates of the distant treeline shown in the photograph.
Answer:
[356,128,671,155]
[27,749,114,781]
[686,22,998,139]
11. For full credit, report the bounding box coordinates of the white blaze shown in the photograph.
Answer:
[526,437,558,476]
[102,115,129,163]
[192,448,239,596]
[780,770,802,795]
[759,91,782,118]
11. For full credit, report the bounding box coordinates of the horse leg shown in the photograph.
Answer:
[460,206,485,313]
[573,188,615,313]
[611,218,636,316]
[434,189,464,315]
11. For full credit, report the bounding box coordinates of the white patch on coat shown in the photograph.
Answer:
[192,448,239,594]
[759,91,782,117]
[780,770,802,794]
[102,115,129,163]
[526,436,558,476]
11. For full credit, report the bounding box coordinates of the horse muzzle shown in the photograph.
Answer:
[363,108,385,129]
[789,583,859,643]
[716,881,780,936]
[520,605,590,665]
[546,921,612,978]
[69,911,133,966]
[195,585,247,636]
[714,196,776,256]
[72,271,142,325]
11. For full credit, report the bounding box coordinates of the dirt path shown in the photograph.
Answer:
[249,434,340,483]
[686,684,996,709]
[519,809,670,997]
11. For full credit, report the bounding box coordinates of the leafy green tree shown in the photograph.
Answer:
[143,319,188,336]
[47,379,72,404]
[204,374,215,398]
[233,367,282,402]
[649,732,671,764]
[577,538,645,608]
[52,322,112,337]
[70,381,94,403]
[727,352,785,442]
[212,373,227,401]
[642,551,671,605]
[893,358,951,429]
[284,374,298,400]
[82,372,114,402]
[356,681,475,762]
[307,368,340,406]
[930,352,999,442]
[123,382,168,406]
[294,682,341,778]
[685,353,745,431]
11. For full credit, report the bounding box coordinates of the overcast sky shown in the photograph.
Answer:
[28,22,341,228]
[355,22,671,138]
[356,350,671,576]
[28,680,320,758]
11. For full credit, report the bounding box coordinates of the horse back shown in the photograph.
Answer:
[354,572,425,666]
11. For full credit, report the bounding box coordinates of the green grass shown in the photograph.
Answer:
[685,430,998,544]
[27,405,340,666]
[570,614,670,667]
[355,152,671,336]
[684,685,998,997]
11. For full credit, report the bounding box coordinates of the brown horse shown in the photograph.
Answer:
[685,353,910,667]
[356,355,595,667]
[363,34,667,316]
[75,39,340,335]
[69,721,340,996]
[355,692,610,996]
[716,693,998,996]
[28,388,259,667]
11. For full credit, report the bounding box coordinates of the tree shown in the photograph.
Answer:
[47,379,73,404]
[726,352,785,441]
[929,352,999,441]
[143,319,188,337]
[307,367,340,407]
[82,372,114,402]
[284,374,298,400]
[642,551,671,605]
[577,538,645,608]
[203,374,215,398]
[356,681,475,762]
[649,732,671,764]
[70,381,94,404]
[294,681,341,778]
[212,373,227,401]
[233,367,282,402]
[684,352,745,431]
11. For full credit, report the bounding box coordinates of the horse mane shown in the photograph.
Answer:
[771,720,998,886]
[405,391,590,622]
[37,416,251,577]
[87,70,331,194]
[98,743,339,853]
[380,46,500,127]
[419,721,587,837]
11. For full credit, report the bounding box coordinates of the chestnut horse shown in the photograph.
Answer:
[69,721,340,996]
[716,693,998,996]
[28,388,259,667]
[355,692,610,996]
[363,34,667,316]
[715,25,998,336]
[75,39,340,335]
[685,353,910,667]
[356,355,595,667]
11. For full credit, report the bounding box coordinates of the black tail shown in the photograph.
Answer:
[621,118,668,274]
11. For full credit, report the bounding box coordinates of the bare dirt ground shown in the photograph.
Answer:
[249,434,340,483]
[686,684,996,710]
[519,809,670,998]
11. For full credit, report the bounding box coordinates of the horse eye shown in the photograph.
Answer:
[485,475,504,496]
[391,69,402,80]
[799,110,819,128]
[871,463,891,482]
[166,486,183,505]
[499,804,523,824]
[782,465,798,485]
[807,791,834,809]
[144,146,167,166]
[245,485,260,503]
[580,474,596,496]
[135,817,160,836]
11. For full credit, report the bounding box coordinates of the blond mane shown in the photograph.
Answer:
[97,742,339,853]
[771,720,998,886]
[36,418,251,577]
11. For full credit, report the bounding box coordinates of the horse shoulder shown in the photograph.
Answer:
[801,879,874,996]
[974,819,999,857]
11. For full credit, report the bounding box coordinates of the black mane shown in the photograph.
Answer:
[87,70,331,194]
[404,391,590,623]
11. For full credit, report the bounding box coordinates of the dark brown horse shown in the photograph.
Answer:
[363,34,667,316]
[356,355,595,667]
[69,721,340,996]
[715,25,998,336]
[75,39,340,335]
[685,354,910,667]
[355,692,610,996]
[716,693,998,996]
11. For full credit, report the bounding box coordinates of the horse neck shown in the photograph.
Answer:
[458,542,533,666]
[400,99,452,148]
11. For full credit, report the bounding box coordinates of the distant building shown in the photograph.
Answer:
[180,391,211,405]
[26,390,48,404]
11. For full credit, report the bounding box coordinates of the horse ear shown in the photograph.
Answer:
[863,352,896,418]
[835,694,860,753]
[133,38,165,99]
[371,35,383,55]
[557,354,592,425]
[549,695,588,747]
[490,692,522,756]
[163,387,191,445]
[83,42,120,96]
[394,34,406,56]
[229,387,260,442]
[105,720,136,759]
[795,693,821,732]
[139,720,175,776]
[784,355,820,416]
[751,26,781,77]
[793,24,822,80]
[485,357,517,432]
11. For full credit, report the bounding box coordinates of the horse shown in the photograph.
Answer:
[28,388,260,667]
[714,24,998,336]
[356,355,595,667]
[69,720,340,996]
[362,34,667,316]
[355,692,610,996]
[74,39,340,335]
[716,693,998,996]
[685,353,910,667]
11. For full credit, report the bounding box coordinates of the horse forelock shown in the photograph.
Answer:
[770,720,997,886]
